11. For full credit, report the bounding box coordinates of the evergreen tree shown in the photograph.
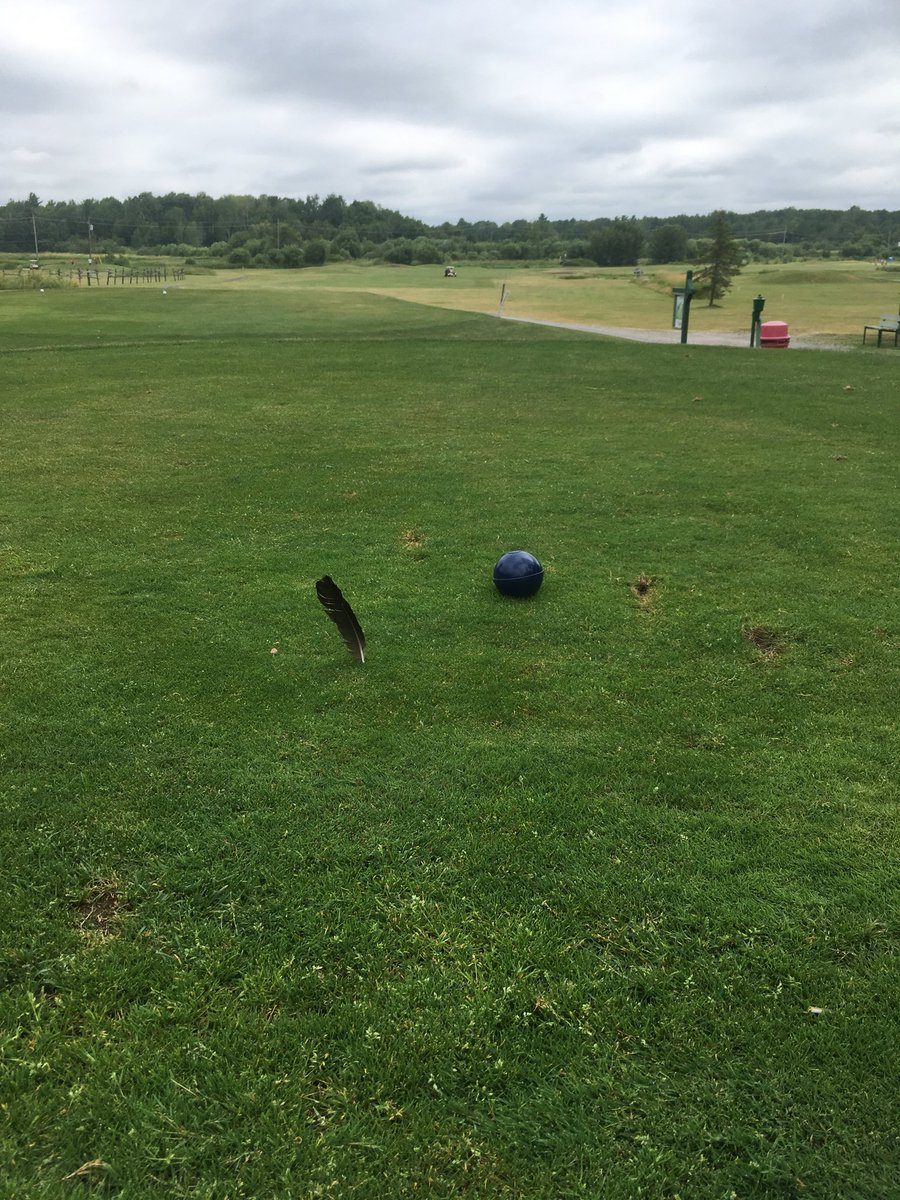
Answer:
[695,211,743,306]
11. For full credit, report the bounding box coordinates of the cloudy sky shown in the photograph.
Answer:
[3,0,898,223]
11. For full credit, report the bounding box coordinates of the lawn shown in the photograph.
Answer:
[1,278,898,1198]
[282,257,900,342]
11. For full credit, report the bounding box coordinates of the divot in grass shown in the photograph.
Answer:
[742,624,785,658]
[630,573,658,608]
[74,879,128,941]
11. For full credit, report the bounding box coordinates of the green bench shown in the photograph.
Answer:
[863,314,900,346]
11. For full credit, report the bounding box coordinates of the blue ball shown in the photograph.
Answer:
[493,550,544,598]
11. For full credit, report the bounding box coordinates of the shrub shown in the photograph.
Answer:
[304,240,328,266]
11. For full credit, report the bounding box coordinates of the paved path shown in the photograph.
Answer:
[501,314,847,351]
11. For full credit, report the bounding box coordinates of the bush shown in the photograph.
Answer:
[304,240,328,266]
[411,238,443,264]
[382,239,414,265]
[331,232,362,259]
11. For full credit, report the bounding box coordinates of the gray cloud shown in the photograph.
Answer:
[1,0,898,221]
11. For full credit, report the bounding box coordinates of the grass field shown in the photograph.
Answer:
[165,256,899,342]
[1,275,898,1198]
[9,254,900,341]
[345,258,900,342]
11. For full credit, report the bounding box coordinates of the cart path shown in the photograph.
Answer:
[500,314,848,350]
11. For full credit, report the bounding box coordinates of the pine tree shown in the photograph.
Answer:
[696,211,743,306]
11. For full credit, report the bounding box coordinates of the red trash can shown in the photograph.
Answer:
[760,320,790,348]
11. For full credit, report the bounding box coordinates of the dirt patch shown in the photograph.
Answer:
[630,573,658,608]
[742,624,785,658]
[74,881,128,939]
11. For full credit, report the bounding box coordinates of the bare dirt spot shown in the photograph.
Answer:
[742,624,784,658]
[630,573,658,608]
[74,880,128,940]
[402,528,426,549]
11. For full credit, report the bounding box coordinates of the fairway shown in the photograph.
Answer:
[213,257,900,343]
[1,277,898,1198]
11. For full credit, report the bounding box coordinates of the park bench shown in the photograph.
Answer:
[862,314,900,346]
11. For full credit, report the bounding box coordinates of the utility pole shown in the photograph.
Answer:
[31,211,40,262]
[87,220,94,263]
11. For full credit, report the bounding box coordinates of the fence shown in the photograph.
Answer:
[1,266,186,288]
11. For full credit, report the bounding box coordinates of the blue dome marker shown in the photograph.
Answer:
[493,550,544,598]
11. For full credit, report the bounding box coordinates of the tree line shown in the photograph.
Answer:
[2,191,897,268]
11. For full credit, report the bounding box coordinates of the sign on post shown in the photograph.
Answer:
[671,271,696,344]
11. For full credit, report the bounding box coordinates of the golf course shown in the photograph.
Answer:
[1,261,897,1197]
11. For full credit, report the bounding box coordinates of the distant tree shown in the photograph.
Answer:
[320,193,346,227]
[563,239,590,261]
[330,231,362,259]
[304,239,328,266]
[695,211,743,306]
[587,218,644,266]
[411,238,443,264]
[7,193,897,264]
[161,205,186,243]
[648,222,688,263]
[382,239,414,264]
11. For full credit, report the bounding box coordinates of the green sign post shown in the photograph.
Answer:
[750,294,766,347]
[671,270,696,344]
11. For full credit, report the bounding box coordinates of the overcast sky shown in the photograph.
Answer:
[3,0,898,223]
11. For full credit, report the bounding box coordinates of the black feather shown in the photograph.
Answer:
[315,576,366,663]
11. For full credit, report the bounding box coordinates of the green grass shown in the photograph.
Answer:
[10,254,900,340]
[285,257,900,340]
[1,279,898,1198]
